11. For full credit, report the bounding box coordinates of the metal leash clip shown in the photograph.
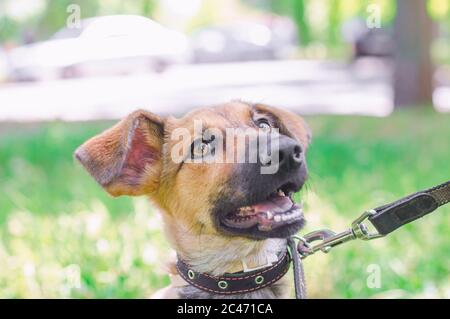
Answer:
[296,209,384,259]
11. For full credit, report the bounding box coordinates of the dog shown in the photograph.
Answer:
[75,101,311,298]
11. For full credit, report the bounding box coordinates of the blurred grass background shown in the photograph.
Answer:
[0,109,449,298]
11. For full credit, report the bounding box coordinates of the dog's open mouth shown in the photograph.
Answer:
[221,184,303,232]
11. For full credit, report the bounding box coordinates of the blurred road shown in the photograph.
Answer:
[0,59,396,121]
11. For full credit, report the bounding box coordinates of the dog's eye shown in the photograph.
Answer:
[193,142,210,157]
[257,119,271,132]
[191,138,214,159]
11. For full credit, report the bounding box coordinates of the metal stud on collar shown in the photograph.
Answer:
[255,275,264,285]
[218,280,228,289]
[187,269,195,280]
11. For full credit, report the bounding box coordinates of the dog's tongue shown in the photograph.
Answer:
[253,196,293,214]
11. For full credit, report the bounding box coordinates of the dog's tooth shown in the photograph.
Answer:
[266,211,273,220]
[274,215,281,222]
[238,206,254,216]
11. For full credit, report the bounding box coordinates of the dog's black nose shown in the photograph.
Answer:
[258,135,304,174]
[278,136,303,172]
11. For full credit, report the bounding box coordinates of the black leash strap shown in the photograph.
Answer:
[369,180,450,235]
[287,237,307,299]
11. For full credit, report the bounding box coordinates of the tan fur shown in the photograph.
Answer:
[75,101,310,298]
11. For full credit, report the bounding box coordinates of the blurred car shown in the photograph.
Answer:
[191,18,297,63]
[8,15,190,81]
[342,18,393,59]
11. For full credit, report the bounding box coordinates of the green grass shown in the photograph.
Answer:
[0,109,449,298]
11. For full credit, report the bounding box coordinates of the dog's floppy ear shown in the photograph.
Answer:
[254,104,312,150]
[75,110,164,197]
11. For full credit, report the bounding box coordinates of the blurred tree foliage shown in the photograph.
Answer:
[292,0,310,46]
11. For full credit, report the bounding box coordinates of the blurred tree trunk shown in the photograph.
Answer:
[292,0,310,46]
[393,0,434,108]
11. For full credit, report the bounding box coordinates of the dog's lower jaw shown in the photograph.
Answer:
[165,220,290,298]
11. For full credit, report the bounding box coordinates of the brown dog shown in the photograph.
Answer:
[75,101,311,298]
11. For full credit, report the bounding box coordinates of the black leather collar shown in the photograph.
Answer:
[176,251,291,295]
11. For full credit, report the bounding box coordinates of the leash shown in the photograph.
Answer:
[289,179,450,299]
[287,237,307,299]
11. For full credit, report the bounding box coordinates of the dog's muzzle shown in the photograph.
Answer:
[214,135,308,239]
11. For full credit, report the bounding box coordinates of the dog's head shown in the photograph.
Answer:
[75,101,311,242]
